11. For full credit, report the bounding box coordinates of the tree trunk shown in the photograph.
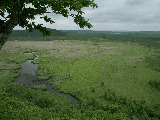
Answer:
[0,14,20,50]
[0,0,24,51]
[0,26,16,51]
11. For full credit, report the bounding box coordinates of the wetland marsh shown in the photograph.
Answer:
[0,33,160,119]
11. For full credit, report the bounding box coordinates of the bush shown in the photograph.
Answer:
[148,79,160,90]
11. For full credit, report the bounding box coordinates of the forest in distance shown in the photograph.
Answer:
[3,30,160,50]
[1,28,160,39]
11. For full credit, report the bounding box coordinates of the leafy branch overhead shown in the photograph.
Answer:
[0,0,98,37]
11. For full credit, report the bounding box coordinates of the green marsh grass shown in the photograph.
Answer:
[0,33,160,119]
[31,85,47,91]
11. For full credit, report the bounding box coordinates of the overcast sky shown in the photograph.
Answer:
[1,0,160,31]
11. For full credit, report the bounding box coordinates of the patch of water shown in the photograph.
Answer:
[10,51,81,107]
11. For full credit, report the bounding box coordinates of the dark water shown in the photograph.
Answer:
[10,52,81,107]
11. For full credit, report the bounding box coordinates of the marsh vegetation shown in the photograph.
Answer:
[0,33,160,119]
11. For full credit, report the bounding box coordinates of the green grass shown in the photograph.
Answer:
[31,85,47,91]
[0,33,160,119]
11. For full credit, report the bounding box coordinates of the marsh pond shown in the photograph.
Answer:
[10,51,81,107]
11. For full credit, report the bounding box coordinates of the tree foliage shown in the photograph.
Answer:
[0,0,98,50]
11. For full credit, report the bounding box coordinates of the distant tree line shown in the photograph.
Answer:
[0,28,67,38]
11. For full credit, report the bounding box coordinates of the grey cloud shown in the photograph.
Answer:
[1,0,159,31]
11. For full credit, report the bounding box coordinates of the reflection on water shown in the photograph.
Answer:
[11,51,81,107]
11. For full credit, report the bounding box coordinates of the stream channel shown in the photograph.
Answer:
[10,51,81,107]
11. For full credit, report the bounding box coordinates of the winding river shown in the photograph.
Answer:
[10,51,81,107]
